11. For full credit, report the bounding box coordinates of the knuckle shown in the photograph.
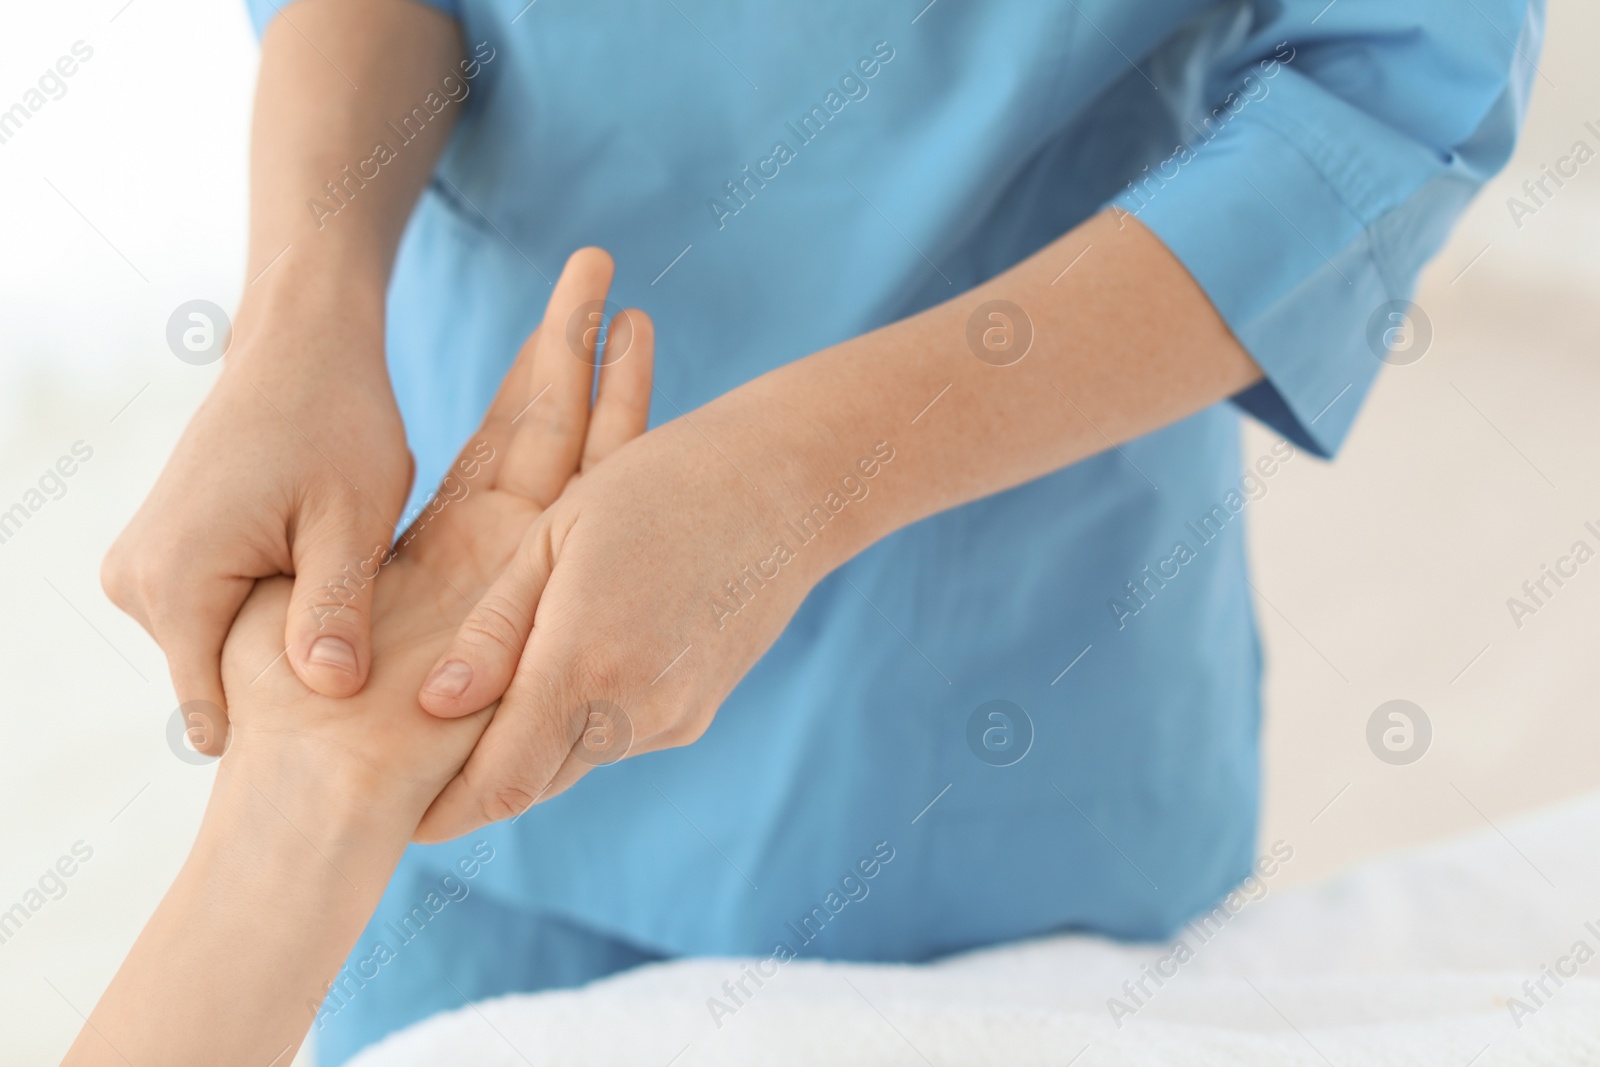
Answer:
[659,717,709,750]
[482,778,542,823]
[507,658,564,711]
[100,545,134,608]
[461,599,525,660]
[551,658,644,754]
[656,700,715,750]
[552,664,627,728]
[305,474,365,513]
[562,652,628,704]
[522,395,571,438]
[310,576,370,619]
[296,575,369,636]
[112,548,178,614]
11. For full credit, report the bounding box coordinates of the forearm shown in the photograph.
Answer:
[244,0,464,325]
[405,216,1264,840]
[722,211,1263,577]
[65,752,418,1066]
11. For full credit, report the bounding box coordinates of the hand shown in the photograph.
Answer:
[410,211,1269,843]
[218,249,653,819]
[413,368,894,840]
[102,283,411,741]
[64,249,651,1067]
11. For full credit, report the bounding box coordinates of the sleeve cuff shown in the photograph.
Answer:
[1110,67,1469,458]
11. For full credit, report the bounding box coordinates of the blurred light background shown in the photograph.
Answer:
[0,1,1595,1063]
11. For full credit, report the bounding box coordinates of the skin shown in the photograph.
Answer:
[89,1,1267,1049]
[67,250,652,1066]
[100,0,466,745]
[413,208,1263,839]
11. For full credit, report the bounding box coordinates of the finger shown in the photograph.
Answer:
[519,744,598,807]
[580,309,654,471]
[284,513,390,698]
[455,325,541,483]
[416,514,556,717]
[412,738,564,844]
[397,352,530,558]
[151,578,252,756]
[496,247,614,503]
[481,326,539,429]
[414,637,595,841]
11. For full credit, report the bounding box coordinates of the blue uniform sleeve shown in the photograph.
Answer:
[1114,0,1544,457]
[244,0,458,38]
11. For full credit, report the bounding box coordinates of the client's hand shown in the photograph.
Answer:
[220,247,652,825]
[64,248,652,1067]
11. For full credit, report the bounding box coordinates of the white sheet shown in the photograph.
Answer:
[351,791,1600,1065]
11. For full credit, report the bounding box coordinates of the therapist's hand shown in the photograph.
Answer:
[100,0,467,746]
[102,287,411,739]
[413,391,880,840]
[68,248,653,1067]
[413,209,1266,843]
[217,249,649,819]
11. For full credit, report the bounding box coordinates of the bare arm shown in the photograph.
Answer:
[69,251,649,1066]
[102,0,464,742]
[62,747,414,1066]
[738,211,1263,561]
[245,0,464,288]
[411,209,1263,834]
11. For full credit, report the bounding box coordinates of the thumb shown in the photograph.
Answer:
[285,521,389,698]
[417,519,556,718]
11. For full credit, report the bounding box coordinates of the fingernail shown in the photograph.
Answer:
[307,636,358,675]
[423,660,473,700]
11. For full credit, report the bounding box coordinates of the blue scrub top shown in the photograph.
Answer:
[249,0,1539,1018]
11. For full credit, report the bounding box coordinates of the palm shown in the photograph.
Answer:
[215,249,653,825]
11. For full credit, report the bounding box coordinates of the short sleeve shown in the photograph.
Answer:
[244,0,459,38]
[1113,0,1543,457]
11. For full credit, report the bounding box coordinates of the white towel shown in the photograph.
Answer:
[351,791,1600,1066]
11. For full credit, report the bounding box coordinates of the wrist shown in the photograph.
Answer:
[700,379,901,587]
[232,246,390,366]
[83,741,409,1067]
[211,737,421,866]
